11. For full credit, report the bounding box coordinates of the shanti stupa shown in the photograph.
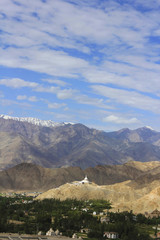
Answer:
[81,175,90,184]
[72,175,91,185]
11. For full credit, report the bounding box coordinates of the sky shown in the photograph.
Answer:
[0,0,160,131]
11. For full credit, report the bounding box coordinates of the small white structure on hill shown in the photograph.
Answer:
[81,176,90,184]
[73,176,91,185]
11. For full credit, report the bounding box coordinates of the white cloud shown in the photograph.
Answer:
[17,95,37,102]
[17,95,27,100]
[42,79,68,86]
[0,0,160,94]
[35,85,76,99]
[0,76,112,110]
[28,96,38,102]
[74,94,114,109]
[92,85,160,113]
[103,115,139,124]
[36,83,111,109]
[83,63,160,96]
[0,0,159,74]
[0,98,31,107]
[57,89,75,100]
[35,85,59,93]
[0,78,38,88]
[0,47,89,78]
[48,102,66,109]
[17,94,65,108]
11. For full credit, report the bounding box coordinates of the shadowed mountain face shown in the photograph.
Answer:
[1,118,160,170]
[0,161,160,192]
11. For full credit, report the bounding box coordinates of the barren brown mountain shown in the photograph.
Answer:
[1,116,160,170]
[0,161,160,192]
[36,161,160,214]
[1,160,160,213]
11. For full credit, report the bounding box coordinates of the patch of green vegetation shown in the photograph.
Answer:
[0,195,155,239]
[137,223,155,235]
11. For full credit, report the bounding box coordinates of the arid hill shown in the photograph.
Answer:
[1,161,160,213]
[36,177,160,214]
[0,161,160,193]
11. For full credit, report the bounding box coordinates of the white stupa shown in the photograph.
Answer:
[72,175,91,185]
[81,175,90,184]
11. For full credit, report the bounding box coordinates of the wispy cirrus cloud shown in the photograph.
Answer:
[42,79,68,87]
[0,77,111,111]
[35,81,112,109]
[91,85,160,114]
[0,98,31,107]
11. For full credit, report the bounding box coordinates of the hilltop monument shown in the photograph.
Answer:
[72,175,91,185]
[81,175,90,184]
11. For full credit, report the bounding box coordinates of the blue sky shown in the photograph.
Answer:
[0,0,160,131]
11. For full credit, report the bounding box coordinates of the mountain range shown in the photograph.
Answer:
[1,114,160,170]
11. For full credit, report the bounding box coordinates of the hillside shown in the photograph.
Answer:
[36,176,160,214]
[1,160,160,213]
[0,161,160,192]
[1,115,160,170]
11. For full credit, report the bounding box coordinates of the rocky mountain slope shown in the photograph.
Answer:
[1,160,160,213]
[36,167,160,214]
[0,161,160,192]
[1,115,160,170]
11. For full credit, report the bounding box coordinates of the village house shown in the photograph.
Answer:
[103,232,119,239]
[82,208,89,212]
[72,233,78,238]
[80,228,90,234]
[55,229,60,235]
[46,228,55,236]
[46,228,61,236]
[149,209,160,218]
[100,216,110,224]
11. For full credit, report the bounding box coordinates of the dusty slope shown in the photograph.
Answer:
[1,161,160,192]
[0,163,84,191]
[36,178,160,214]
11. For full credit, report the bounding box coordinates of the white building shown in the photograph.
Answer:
[81,176,90,184]
[72,233,78,238]
[103,232,119,239]
[46,228,55,236]
[72,176,91,185]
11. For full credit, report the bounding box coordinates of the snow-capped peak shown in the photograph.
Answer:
[0,114,75,128]
[144,126,154,131]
